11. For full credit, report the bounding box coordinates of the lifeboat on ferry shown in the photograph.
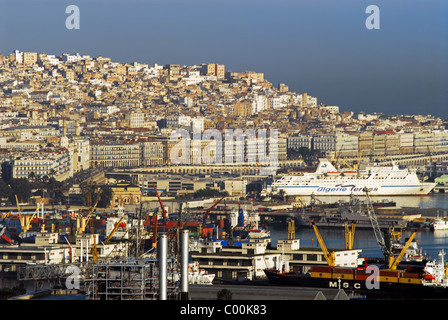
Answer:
[343,171,357,176]
[326,171,340,176]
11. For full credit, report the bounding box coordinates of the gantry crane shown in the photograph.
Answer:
[312,222,335,267]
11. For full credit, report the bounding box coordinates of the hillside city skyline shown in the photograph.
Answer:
[1,1,447,118]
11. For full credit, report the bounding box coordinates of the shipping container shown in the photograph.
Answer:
[310,272,332,279]
[310,266,333,273]
[398,277,421,284]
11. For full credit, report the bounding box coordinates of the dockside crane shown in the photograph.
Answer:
[76,201,98,235]
[203,195,226,222]
[16,195,44,234]
[344,221,356,250]
[104,215,125,243]
[152,183,167,220]
[288,219,295,240]
[364,188,417,269]
[364,189,390,261]
[388,230,417,270]
[312,222,335,267]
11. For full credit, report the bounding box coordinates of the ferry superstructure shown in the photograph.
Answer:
[266,158,436,196]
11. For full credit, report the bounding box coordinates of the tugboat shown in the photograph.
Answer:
[422,250,448,288]
[231,208,270,240]
[432,217,448,231]
[188,261,215,284]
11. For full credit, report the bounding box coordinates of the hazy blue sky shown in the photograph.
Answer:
[1,0,447,118]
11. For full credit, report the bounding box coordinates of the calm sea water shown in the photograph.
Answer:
[268,194,448,261]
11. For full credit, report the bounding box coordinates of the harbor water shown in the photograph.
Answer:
[268,194,448,261]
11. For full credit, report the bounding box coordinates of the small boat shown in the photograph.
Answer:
[432,217,448,231]
[188,261,215,285]
[422,250,448,288]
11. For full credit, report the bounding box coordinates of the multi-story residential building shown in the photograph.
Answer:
[233,100,252,117]
[72,139,90,172]
[385,134,400,155]
[91,141,142,168]
[287,135,313,151]
[251,94,269,114]
[335,133,358,157]
[399,132,414,154]
[414,132,435,153]
[373,133,387,156]
[142,140,164,166]
[434,131,448,153]
[29,91,52,103]
[23,52,38,65]
[11,150,73,181]
[201,63,225,79]
[358,131,373,156]
[125,111,145,128]
[312,134,336,155]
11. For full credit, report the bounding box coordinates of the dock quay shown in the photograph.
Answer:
[9,289,81,300]
[188,284,345,300]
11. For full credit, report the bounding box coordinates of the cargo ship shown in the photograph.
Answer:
[265,158,436,196]
[264,251,448,299]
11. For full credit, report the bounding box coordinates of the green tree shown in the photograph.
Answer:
[9,178,32,203]
[0,180,12,203]
[97,186,112,208]
[193,188,227,199]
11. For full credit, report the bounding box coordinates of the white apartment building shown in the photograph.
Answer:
[90,141,142,168]
[312,134,337,155]
[72,139,90,172]
[434,130,448,153]
[125,111,145,128]
[335,133,359,157]
[288,135,313,150]
[61,53,83,63]
[251,94,269,114]
[142,141,164,166]
[12,150,73,181]
[414,132,435,153]
[270,96,287,109]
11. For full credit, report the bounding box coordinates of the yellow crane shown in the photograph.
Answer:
[288,220,295,240]
[16,197,44,234]
[388,230,417,270]
[104,215,125,243]
[344,221,356,250]
[76,201,98,235]
[312,222,335,267]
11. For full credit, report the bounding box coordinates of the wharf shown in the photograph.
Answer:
[188,284,344,300]
[9,289,82,300]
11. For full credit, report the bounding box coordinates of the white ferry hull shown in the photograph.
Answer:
[274,183,436,196]
[267,158,436,197]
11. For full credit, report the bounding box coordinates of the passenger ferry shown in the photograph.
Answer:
[266,159,436,196]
